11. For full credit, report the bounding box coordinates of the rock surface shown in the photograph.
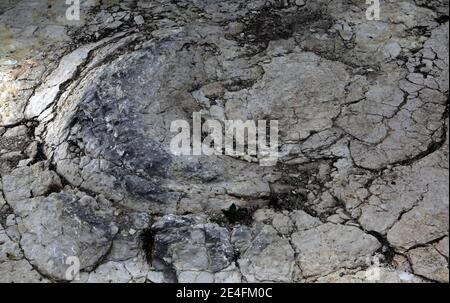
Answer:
[0,0,448,283]
[291,223,381,278]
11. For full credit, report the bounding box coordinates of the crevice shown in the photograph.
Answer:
[213,203,255,227]
[366,231,396,266]
[140,227,156,264]
[406,235,448,252]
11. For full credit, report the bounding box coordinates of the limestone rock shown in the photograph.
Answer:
[291,223,381,278]
[10,191,118,281]
[238,225,295,282]
[0,0,448,283]
[408,246,449,283]
[150,215,234,282]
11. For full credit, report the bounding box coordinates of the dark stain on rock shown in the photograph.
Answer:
[221,203,254,226]
[235,5,332,53]
[140,227,156,264]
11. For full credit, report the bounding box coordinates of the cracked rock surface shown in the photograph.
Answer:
[0,0,448,283]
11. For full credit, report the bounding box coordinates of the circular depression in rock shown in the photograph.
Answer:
[42,25,447,216]
[44,37,275,214]
[40,25,373,216]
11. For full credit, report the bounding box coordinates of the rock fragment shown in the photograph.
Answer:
[291,223,381,278]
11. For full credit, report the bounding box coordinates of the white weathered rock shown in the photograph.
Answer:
[316,268,426,283]
[238,225,295,282]
[10,191,118,281]
[134,15,145,25]
[291,223,381,278]
[178,271,215,283]
[272,212,294,235]
[383,41,402,59]
[408,246,449,283]
[290,210,322,231]
[434,237,449,258]
[0,227,47,282]
[2,162,62,203]
[79,257,149,283]
[214,265,243,283]
[387,160,449,251]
